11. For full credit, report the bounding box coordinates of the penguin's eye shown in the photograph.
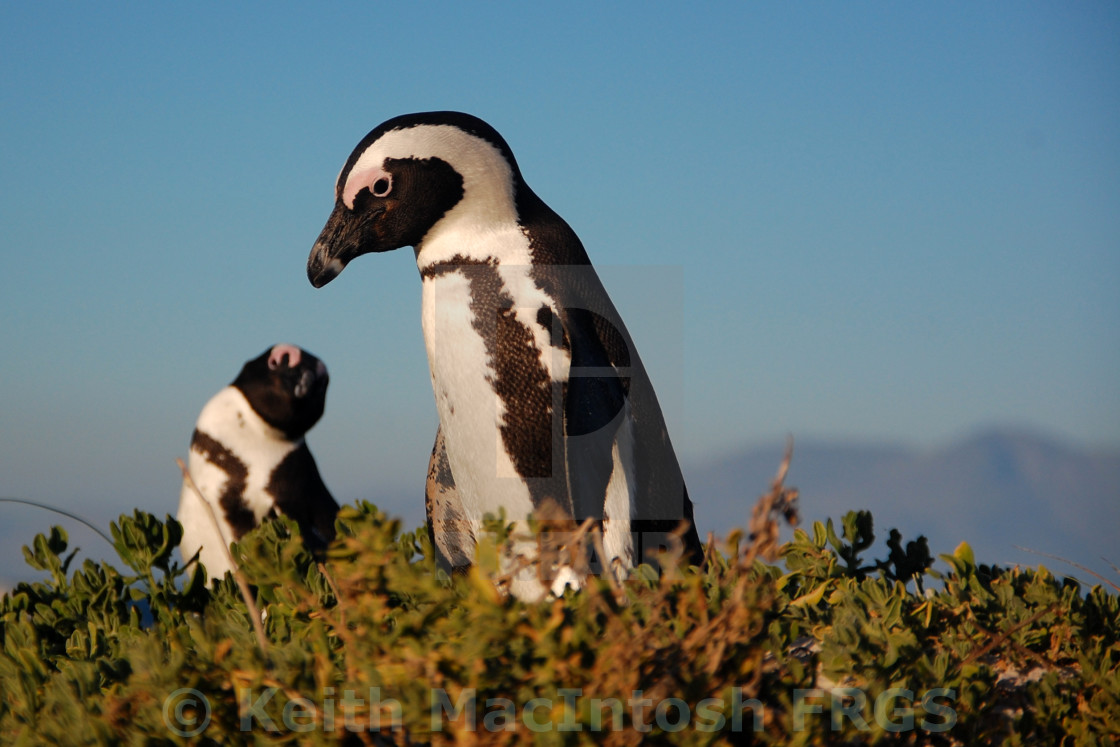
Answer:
[372,175,392,197]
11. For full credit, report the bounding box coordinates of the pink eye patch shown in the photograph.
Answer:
[268,344,302,370]
[342,165,392,208]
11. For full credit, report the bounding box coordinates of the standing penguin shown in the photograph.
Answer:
[307,112,701,599]
[178,344,339,581]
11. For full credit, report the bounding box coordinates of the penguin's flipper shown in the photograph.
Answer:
[425,425,475,573]
[268,442,340,554]
[561,307,628,524]
[305,479,340,552]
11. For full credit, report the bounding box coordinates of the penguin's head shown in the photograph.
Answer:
[307,111,527,287]
[233,344,329,439]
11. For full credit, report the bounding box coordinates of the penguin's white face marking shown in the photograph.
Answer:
[340,124,517,229]
[308,113,524,288]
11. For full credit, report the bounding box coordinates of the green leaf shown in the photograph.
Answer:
[953,541,975,567]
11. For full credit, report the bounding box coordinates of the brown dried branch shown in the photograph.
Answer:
[176,457,270,658]
[1013,545,1120,594]
[742,438,800,565]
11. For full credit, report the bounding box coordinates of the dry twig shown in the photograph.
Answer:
[1013,546,1120,593]
[743,438,800,564]
[176,458,270,658]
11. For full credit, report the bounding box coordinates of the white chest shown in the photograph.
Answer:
[421,270,535,524]
[177,387,299,577]
[195,387,298,512]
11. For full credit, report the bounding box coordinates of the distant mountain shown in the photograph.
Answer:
[686,428,1120,579]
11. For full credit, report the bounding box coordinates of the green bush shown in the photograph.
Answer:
[1,501,1117,745]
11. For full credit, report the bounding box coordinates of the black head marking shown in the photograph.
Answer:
[232,345,328,439]
[360,156,465,249]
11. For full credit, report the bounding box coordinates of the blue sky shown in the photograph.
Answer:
[1,3,1118,572]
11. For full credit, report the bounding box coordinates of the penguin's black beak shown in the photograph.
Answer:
[307,201,385,288]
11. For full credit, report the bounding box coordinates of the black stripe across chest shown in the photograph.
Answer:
[190,429,258,539]
[422,256,558,481]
